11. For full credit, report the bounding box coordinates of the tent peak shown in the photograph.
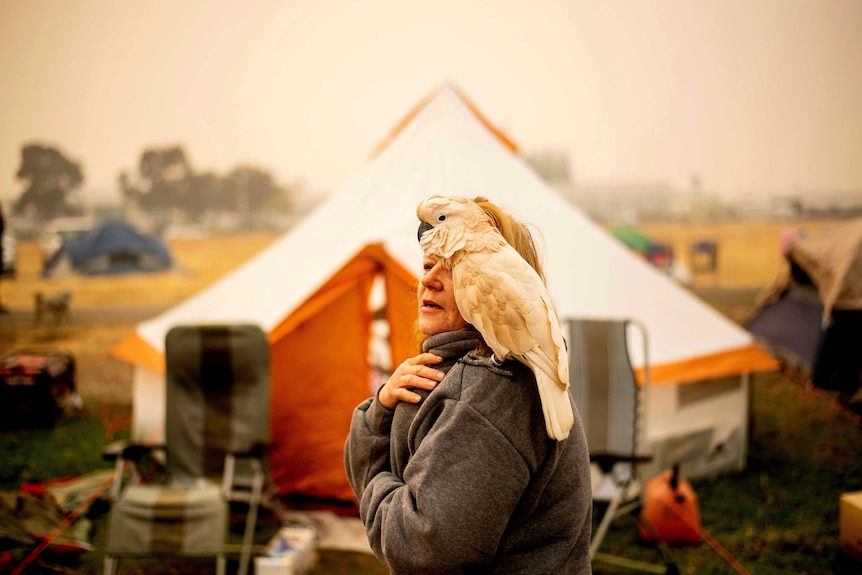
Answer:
[369,83,519,160]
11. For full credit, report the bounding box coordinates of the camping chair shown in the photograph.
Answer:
[567,318,676,574]
[103,323,284,575]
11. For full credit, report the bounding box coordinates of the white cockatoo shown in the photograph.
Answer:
[416,195,574,440]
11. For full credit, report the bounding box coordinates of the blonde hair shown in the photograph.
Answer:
[471,196,545,282]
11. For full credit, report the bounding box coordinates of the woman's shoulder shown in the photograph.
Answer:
[450,353,539,410]
[459,352,535,382]
[448,354,549,455]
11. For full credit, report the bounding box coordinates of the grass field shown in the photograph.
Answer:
[2,218,836,309]
[638,219,845,289]
[1,218,861,574]
[0,218,834,405]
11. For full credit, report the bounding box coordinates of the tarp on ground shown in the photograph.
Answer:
[113,84,777,503]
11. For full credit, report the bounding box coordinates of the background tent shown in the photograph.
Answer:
[610,225,682,278]
[42,219,173,278]
[747,218,862,395]
[610,225,652,257]
[113,84,777,504]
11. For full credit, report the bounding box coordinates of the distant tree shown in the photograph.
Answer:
[225,165,293,224]
[117,170,141,203]
[186,171,226,220]
[13,143,85,220]
[136,145,192,215]
[125,144,294,229]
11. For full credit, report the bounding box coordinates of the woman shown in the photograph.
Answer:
[344,197,593,574]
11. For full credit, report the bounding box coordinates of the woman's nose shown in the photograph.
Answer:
[421,270,442,290]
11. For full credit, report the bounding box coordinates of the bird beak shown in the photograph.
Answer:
[417,221,433,242]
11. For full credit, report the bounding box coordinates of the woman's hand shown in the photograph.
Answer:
[378,353,445,410]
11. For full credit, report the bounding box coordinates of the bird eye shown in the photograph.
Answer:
[438,215,446,222]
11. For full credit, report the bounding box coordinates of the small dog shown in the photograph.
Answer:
[34,290,72,324]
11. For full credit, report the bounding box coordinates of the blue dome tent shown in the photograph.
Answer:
[41,219,174,278]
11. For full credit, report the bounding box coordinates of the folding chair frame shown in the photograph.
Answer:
[567,318,678,574]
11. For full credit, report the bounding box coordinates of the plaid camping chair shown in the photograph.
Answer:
[103,323,281,575]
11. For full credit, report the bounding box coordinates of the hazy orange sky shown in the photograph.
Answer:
[1,0,861,206]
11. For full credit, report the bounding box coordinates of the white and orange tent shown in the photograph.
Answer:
[113,84,777,503]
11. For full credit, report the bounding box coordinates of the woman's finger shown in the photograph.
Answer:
[378,353,445,408]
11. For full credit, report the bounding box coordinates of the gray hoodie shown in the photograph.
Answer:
[344,330,593,574]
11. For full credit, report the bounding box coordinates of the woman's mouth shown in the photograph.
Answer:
[422,299,441,309]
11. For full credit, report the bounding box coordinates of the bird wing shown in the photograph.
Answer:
[454,246,574,439]
[454,245,569,389]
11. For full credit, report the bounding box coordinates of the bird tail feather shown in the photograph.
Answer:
[534,368,575,441]
[524,348,569,391]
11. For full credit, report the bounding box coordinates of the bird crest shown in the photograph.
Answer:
[416,195,503,260]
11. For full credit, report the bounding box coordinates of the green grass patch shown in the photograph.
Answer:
[3,373,862,574]
[594,371,862,575]
[0,404,387,575]
[0,411,122,488]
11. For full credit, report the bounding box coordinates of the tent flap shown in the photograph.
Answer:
[269,269,375,501]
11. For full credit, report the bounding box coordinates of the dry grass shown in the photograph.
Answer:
[0,217,846,407]
[2,217,838,311]
[638,218,836,288]
[1,232,280,309]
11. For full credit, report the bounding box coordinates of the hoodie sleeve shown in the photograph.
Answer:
[344,396,395,502]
